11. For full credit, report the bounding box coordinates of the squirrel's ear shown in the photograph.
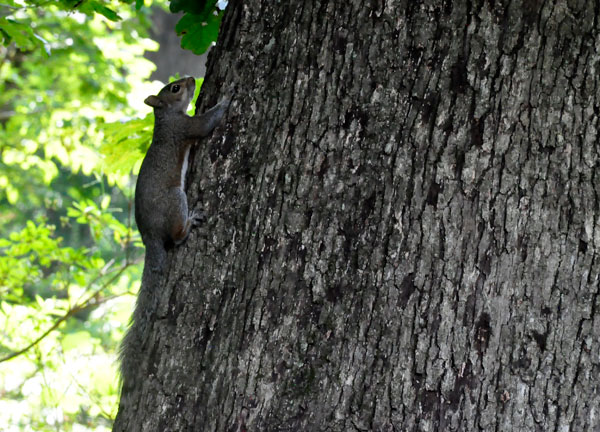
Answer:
[144,95,164,108]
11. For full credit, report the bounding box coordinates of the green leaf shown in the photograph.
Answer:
[90,1,122,21]
[170,0,215,14]
[79,0,122,21]
[0,18,37,50]
[100,195,111,210]
[175,8,223,55]
[100,113,154,176]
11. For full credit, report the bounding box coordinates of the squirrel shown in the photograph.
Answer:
[135,76,230,271]
[118,77,229,395]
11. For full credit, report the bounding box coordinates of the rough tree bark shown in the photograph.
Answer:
[114,1,600,431]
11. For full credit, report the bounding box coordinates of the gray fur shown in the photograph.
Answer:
[119,77,229,388]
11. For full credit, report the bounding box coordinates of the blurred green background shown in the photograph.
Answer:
[0,0,223,429]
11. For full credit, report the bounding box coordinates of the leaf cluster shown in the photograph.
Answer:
[170,0,224,55]
[0,0,159,430]
[0,0,225,428]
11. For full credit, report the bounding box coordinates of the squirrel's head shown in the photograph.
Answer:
[144,77,196,113]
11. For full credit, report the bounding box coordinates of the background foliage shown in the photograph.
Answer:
[0,0,222,430]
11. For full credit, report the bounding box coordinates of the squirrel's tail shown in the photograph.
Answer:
[119,239,166,391]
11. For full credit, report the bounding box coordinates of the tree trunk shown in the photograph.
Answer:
[114,1,600,430]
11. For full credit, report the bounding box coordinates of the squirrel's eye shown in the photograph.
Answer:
[171,84,181,93]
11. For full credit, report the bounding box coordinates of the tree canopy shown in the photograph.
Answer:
[0,0,223,429]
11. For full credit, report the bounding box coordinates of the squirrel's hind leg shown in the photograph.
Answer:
[166,187,203,245]
[173,210,205,245]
